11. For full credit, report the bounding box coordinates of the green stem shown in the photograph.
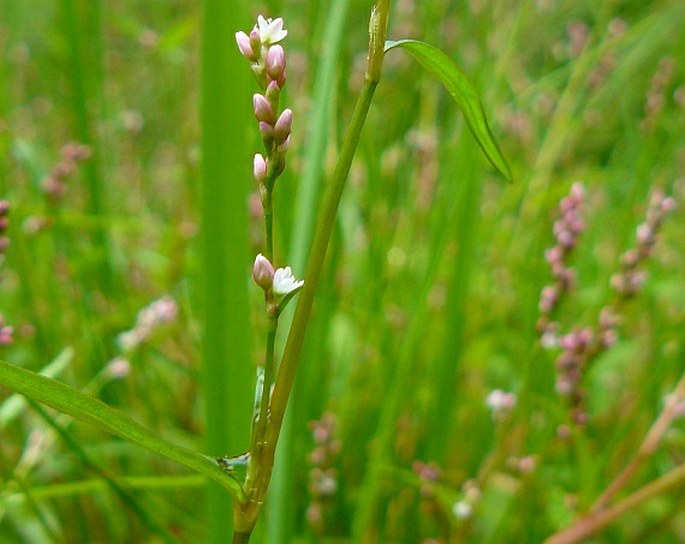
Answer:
[267,3,352,540]
[270,77,378,434]
[232,532,251,544]
[263,186,274,262]
[268,0,388,472]
[244,309,277,503]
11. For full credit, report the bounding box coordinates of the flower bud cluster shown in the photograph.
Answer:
[537,183,585,340]
[305,413,341,534]
[117,295,178,352]
[41,142,92,201]
[610,191,675,297]
[236,16,292,192]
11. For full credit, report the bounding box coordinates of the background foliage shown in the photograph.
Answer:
[1,0,684,542]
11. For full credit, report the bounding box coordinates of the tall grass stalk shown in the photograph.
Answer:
[0,2,10,194]
[200,1,253,541]
[268,0,388,450]
[60,0,113,294]
[268,0,351,540]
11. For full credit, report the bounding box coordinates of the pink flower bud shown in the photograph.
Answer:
[259,121,274,145]
[661,197,676,212]
[253,154,267,183]
[274,108,292,144]
[253,253,275,290]
[251,63,266,84]
[265,80,280,101]
[235,31,257,60]
[265,44,286,79]
[0,325,13,345]
[253,93,275,124]
[636,223,653,245]
[249,28,261,55]
[281,134,291,151]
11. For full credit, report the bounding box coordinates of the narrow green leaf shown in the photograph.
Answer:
[0,359,245,503]
[384,39,512,182]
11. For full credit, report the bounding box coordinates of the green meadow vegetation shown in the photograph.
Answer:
[1,0,684,542]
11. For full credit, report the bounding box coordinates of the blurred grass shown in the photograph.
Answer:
[1,0,684,542]
[200,0,253,542]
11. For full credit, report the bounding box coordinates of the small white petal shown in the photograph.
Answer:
[273,266,304,297]
[256,14,288,45]
[267,18,288,43]
[257,15,269,36]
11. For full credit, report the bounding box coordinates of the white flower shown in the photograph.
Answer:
[272,266,303,297]
[117,330,143,352]
[486,389,516,412]
[452,500,472,520]
[256,15,288,45]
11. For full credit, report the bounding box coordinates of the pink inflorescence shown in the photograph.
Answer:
[540,185,675,427]
[537,182,585,341]
[306,412,341,535]
[117,295,179,353]
[610,191,676,297]
[41,142,92,201]
[641,57,676,132]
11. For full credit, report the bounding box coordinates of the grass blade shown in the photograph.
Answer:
[200,0,254,540]
[0,359,245,502]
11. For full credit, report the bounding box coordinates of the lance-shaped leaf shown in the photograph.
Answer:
[385,39,512,183]
[0,358,245,503]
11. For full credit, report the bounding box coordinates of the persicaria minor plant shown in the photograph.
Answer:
[0,3,511,542]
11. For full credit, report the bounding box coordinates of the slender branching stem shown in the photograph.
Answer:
[592,372,685,512]
[543,372,685,544]
[545,463,685,544]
